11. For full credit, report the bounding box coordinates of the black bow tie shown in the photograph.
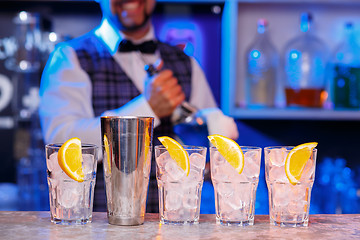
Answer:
[118,40,157,54]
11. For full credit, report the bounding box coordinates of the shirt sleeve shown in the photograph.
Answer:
[188,57,218,109]
[39,43,159,148]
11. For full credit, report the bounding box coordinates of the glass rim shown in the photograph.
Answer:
[45,143,98,150]
[264,146,317,152]
[210,146,261,150]
[155,145,207,151]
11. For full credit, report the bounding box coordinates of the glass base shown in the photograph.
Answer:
[216,217,254,226]
[160,217,199,225]
[270,217,309,227]
[51,217,92,225]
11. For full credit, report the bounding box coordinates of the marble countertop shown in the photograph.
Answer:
[0,212,359,240]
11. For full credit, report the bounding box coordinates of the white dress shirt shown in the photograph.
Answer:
[39,18,218,148]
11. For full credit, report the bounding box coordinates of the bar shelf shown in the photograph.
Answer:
[229,108,360,120]
[221,0,360,120]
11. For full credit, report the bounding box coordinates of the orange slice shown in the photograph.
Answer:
[58,137,84,182]
[208,134,244,174]
[285,142,318,185]
[103,135,111,174]
[158,136,190,176]
[144,125,151,162]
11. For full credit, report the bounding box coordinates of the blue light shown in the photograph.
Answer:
[157,19,203,64]
[300,12,311,32]
[183,42,194,56]
[251,50,260,59]
[290,50,300,60]
[300,22,309,32]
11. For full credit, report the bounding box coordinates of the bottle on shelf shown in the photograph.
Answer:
[283,12,328,108]
[245,18,279,109]
[330,22,360,109]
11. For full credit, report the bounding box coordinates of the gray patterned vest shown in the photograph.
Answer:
[69,31,192,140]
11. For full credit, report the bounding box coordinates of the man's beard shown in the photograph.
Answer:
[117,11,151,32]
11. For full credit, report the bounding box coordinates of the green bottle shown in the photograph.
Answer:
[332,22,360,109]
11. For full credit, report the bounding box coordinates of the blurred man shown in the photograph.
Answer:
[39,0,238,212]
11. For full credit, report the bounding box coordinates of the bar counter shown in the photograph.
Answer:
[0,211,359,239]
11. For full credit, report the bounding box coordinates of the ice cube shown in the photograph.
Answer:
[58,181,82,208]
[212,166,228,182]
[164,160,186,181]
[226,203,249,221]
[244,150,260,162]
[243,150,261,179]
[216,182,234,198]
[186,168,203,183]
[47,152,63,180]
[234,182,252,204]
[156,151,171,170]
[288,200,306,214]
[272,183,290,206]
[225,182,252,212]
[82,154,95,176]
[165,189,182,210]
[300,159,315,181]
[47,152,58,171]
[268,148,286,167]
[212,162,234,182]
[182,185,199,209]
[59,168,73,181]
[223,184,245,211]
[268,166,288,183]
[189,153,205,170]
[211,150,225,167]
[290,184,307,201]
[232,171,249,182]
[228,198,246,211]
[218,197,234,217]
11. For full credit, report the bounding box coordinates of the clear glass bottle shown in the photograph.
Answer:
[283,12,328,108]
[330,22,360,109]
[245,19,279,108]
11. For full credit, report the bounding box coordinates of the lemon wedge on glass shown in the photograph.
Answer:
[158,136,190,176]
[57,137,84,182]
[208,134,244,174]
[285,142,318,185]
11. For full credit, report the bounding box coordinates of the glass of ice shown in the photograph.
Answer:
[264,146,317,227]
[210,146,261,226]
[155,145,206,224]
[45,143,98,225]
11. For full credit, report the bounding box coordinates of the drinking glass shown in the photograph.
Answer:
[264,146,317,227]
[45,143,98,225]
[210,146,261,226]
[155,145,206,224]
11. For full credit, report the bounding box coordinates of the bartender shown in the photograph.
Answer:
[39,0,238,213]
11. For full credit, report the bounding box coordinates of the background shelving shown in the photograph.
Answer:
[230,108,360,120]
[221,0,360,119]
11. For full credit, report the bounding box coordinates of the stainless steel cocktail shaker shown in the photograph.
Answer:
[101,116,154,225]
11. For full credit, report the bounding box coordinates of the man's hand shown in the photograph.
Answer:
[144,69,185,118]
